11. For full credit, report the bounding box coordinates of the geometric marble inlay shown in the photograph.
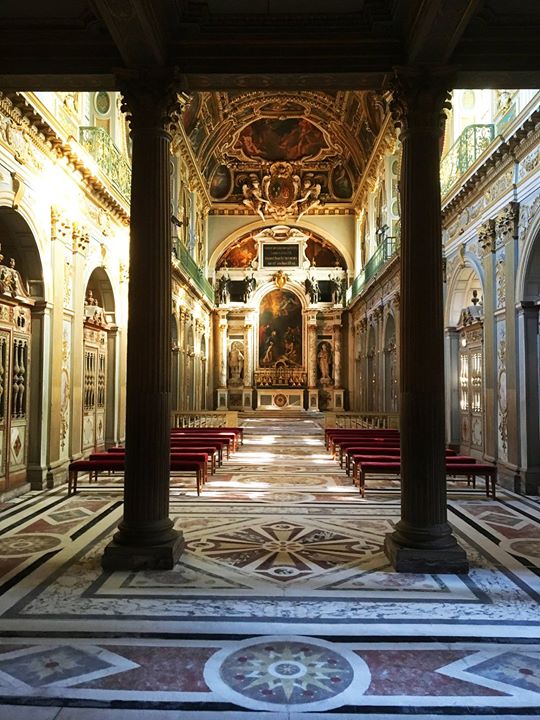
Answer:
[0,534,63,556]
[464,651,540,693]
[205,635,370,711]
[48,508,94,524]
[0,645,138,687]
[499,538,540,561]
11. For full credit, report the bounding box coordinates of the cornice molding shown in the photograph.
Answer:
[1,92,130,225]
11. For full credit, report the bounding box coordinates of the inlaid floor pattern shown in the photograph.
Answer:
[0,415,539,719]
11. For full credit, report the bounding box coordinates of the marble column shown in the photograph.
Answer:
[517,302,540,493]
[243,313,254,408]
[384,69,469,574]
[478,219,497,462]
[307,313,318,388]
[102,74,185,571]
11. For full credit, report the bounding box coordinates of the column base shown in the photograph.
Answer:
[384,533,469,574]
[101,532,185,571]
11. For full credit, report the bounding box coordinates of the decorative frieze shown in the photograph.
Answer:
[495,248,507,310]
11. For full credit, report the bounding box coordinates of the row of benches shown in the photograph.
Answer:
[67,427,244,496]
[325,428,497,499]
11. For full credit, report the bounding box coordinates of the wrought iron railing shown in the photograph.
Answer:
[349,236,399,302]
[79,126,132,201]
[171,410,239,428]
[325,412,400,429]
[173,242,215,303]
[440,124,495,195]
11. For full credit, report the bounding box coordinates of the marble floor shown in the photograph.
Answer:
[0,416,539,719]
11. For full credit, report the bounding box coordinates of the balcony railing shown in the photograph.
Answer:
[440,124,495,195]
[79,126,131,201]
[349,235,399,302]
[173,241,215,303]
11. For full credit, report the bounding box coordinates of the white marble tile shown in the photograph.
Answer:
[0,705,61,719]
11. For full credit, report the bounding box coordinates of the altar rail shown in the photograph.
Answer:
[324,412,400,429]
[171,411,239,428]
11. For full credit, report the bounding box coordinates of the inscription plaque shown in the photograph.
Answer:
[262,243,300,267]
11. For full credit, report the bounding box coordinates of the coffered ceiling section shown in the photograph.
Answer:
[1,1,540,89]
[182,90,383,214]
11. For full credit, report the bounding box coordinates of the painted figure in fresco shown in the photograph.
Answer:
[318,342,333,383]
[261,330,278,366]
[228,342,244,382]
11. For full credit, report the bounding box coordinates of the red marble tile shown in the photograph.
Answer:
[79,645,218,691]
[360,650,507,696]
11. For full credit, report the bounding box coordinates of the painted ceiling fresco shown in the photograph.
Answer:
[179,91,384,213]
[216,227,346,270]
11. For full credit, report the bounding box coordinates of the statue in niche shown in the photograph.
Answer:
[329,267,345,306]
[242,174,267,220]
[228,341,244,383]
[242,271,257,303]
[318,342,333,384]
[304,273,320,304]
[215,270,231,305]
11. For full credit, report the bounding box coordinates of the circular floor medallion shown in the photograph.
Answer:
[204,635,370,711]
[0,534,63,556]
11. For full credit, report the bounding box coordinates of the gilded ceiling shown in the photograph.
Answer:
[179,90,385,214]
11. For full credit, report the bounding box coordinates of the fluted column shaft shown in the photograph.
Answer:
[102,75,185,570]
[384,69,468,574]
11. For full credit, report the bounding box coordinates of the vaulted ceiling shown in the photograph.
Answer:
[182,90,384,208]
[1,1,540,91]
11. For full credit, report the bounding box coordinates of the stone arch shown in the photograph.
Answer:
[445,257,484,328]
[208,219,354,275]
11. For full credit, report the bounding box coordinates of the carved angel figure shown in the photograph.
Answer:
[296,175,321,219]
[242,174,267,220]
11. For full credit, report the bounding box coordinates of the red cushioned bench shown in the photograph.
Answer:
[324,428,399,449]
[355,458,497,499]
[108,445,221,474]
[171,428,242,451]
[170,432,234,457]
[68,454,207,496]
[335,439,401,465]
[344,446,457,476]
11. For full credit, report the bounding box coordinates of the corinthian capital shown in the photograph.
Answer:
[118,68,189,136]
[386,67,453,138]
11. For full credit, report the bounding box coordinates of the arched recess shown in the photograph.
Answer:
[0,207,45,492]
[445,262,484,455]
[383,313,397,412]
[208,219,354,275]
[515,211,540,492]
[82,267,117,453]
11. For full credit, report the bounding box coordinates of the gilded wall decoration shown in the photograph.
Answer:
[495,248,506,309]
[63,252,72,310]
[59,320,71,459]
[478,219,496,255]
[496,320,508,461]
[519,145,540,178]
